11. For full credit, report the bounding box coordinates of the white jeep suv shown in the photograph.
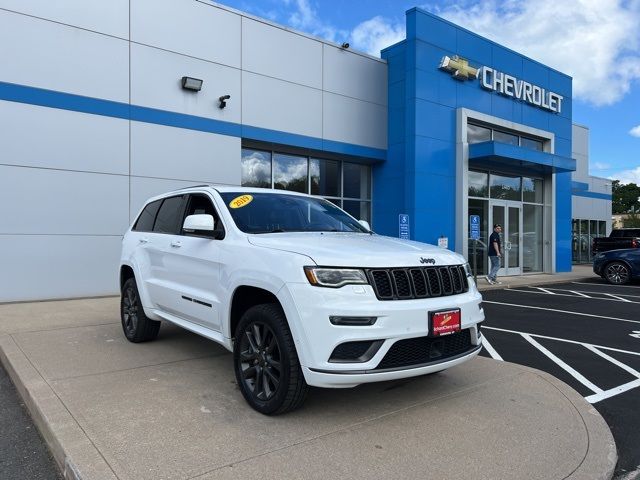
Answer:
[120,186,484,414]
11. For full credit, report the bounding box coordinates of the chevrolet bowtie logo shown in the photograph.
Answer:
[439,55,479,81]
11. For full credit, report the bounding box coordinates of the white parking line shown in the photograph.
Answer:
[506,288,634,303]
[584,345,640,378]
[572,282,640,289]
[536,287,556,294]
[481,335,503,361]
[604,293,633,303]
[569,290,590,298]
[541,287,640,300]
[482,300,640,325]
[520,333,603,395]
[482,326,640,357]
[585,379,640,404]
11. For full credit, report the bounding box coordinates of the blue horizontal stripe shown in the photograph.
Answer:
[0,81,385,161]
[571,181,589,191]
[572,191,612,200]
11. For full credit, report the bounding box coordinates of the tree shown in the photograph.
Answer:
[624,213,640,228]
[612,180,640,214]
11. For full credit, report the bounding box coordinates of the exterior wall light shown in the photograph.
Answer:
[181,76,203,92]
[218,95,231,109]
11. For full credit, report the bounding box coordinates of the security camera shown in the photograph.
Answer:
[341,42,350,49]
[218,95,231,109]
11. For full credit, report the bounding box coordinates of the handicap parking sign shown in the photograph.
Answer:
[470,215,480,240]
[399,214,410,239]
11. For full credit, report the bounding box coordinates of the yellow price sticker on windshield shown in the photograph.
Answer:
[229,194,253,209]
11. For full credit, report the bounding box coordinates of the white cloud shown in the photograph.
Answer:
[285,0,347,43]
[610,166,640,185]
[630,125,640,137]
[350,16,405,56]
[430,0,640,106]
[593,162,611,170]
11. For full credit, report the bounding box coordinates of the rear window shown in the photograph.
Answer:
[153,196,187,234]
[133,200,162,232]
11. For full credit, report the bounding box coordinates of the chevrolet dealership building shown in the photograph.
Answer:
[0,1,611,302]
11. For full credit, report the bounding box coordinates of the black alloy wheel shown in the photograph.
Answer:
[233,304,308,414]
[238,321,282,401]
[605,262,631,285]
[122,285,139,337]
[120,277,161,342]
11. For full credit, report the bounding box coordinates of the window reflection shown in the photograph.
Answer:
[489,174,521,201]
[522,177,543,203]
[467,124,491,143]
[273,154,307,193]
[241,149,271,188]
[520,137,543,151]
[468,170,488,198]
[493,130,519,146]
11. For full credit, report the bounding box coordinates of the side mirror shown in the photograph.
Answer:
[358,220,371,231]
[184,214,214,232]
[183,214,225,239]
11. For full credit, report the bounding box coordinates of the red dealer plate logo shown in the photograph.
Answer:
[431,309,461,336]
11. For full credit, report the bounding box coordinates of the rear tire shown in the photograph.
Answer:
[233,303,308,415]
[121,277,161,342]
[604,261,631,285]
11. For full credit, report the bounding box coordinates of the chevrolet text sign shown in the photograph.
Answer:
[439,55,564,114]
[480,67,563,113]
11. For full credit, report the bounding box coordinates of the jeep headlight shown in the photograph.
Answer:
[463,263,473,277]
[304,267,368,288]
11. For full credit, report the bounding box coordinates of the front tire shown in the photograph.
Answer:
[604,261,631,285]
[233,303,308,415]
[121,277,161,342]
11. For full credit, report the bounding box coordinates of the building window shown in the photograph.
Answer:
[273,153,307,193]
[468,170,489,197]
[467,123,545,151]
[241,149,271,188]
[240,147,372,223]
[489,173,521,201]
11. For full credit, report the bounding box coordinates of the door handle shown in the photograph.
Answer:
[170,241,182,248]
[139,238,149,244]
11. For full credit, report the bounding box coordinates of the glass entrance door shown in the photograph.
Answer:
[490,201,522,276]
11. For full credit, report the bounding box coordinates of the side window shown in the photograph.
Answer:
[183,194,221,235]
[133,200,162,232]
[152,196,187,234]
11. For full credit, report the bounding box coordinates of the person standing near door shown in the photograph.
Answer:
[486,224,502,285]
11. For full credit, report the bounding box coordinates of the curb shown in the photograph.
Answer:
[0,335,117,480]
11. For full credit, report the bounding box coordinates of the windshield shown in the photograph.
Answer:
[219,192,369,234]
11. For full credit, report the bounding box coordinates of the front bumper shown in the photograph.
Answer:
[279,280,484,388]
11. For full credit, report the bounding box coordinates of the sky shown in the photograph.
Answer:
[213,0,640,185]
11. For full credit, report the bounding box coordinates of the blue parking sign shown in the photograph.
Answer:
[470,215,480,240]
[399,214,410,239]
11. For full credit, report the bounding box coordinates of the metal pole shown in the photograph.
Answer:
[473,239,477,284]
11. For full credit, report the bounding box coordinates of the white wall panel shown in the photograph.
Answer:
[242,72,322,138]
[0,235,121,302]
[131,44,241,123]
[0,166,129,235]
[0,10,128,101]
[131,122,240,184]
[0,0,129,39]
[323,93,387,150]
[242,17,322,89]
[131,0,240,68]
[0,101,129,175]
[323,45,387,105]
[129,177,214,222]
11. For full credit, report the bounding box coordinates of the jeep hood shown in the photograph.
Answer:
[247,233,465,268]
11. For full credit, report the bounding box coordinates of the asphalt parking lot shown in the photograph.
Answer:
[479,278,640,479]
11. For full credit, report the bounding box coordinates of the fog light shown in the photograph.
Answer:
[329,316,377,326]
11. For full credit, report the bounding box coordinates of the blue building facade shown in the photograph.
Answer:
[374,8,575,274]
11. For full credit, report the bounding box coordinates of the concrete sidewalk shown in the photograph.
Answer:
[476,264,595,291]
[0,281,616,480]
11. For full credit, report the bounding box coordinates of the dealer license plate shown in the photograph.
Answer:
[431,309,461,336]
